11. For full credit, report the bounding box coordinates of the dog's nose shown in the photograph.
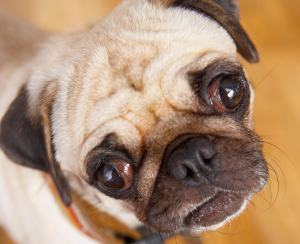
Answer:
[163,137,219,185]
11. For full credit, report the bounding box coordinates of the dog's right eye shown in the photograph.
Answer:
[96,158,134,191]
[209,74,244,112]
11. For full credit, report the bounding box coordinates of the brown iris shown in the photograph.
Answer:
[96,158,134,191]
[209,75,244,111]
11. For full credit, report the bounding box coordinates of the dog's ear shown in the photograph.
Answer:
[0,85,72,207]
[211,0,239,20]
[165,0,258,63]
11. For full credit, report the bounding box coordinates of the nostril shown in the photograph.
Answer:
[203,158,213,167]
[201,154,219,174]
[163,136,219,186]
[173,163,188,180]
[171,156,200,180]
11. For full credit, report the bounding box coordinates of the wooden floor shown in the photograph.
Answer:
[0,0,300,243]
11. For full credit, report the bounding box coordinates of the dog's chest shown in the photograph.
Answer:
[0,155,100,244]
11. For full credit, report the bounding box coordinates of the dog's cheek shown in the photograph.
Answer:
[213,136,268,192]
[134,153,166,221]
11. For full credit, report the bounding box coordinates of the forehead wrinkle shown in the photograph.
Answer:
[118,113,148,159]
[79,117,143,176]
[80,92,156,163]
[123,110,155,136]
[81,113,128,153]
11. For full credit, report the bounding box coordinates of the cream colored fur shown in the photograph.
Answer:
[0,0,258,243]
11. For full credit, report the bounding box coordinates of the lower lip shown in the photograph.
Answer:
[184,191,247,227]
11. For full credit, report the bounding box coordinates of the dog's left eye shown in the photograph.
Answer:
[209,75,244,111]
[96,158,134,191]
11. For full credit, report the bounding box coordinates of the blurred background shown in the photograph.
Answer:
[0,0,299,243]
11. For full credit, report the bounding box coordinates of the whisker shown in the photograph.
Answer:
[257,180,274,207]
[261,141,297,175]
[263,152,287,186]
[247,198,258,212]
[253,59,281,89]
[262,154,283,206]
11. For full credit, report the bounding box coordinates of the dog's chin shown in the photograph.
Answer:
[145,190,249,234]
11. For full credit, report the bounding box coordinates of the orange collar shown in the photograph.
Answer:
[44,174,136,244]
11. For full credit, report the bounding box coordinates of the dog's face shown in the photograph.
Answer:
[0,0,268,236]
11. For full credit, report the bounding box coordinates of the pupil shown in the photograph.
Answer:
[218,76,243,109]
[97,163,125,190]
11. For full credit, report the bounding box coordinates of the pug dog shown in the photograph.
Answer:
[0,0,268,243]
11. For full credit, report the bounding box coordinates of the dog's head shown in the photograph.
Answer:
[0,0,268,236]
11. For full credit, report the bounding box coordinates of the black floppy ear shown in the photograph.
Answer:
[212,0,239,20]
[0,85,72,207]
[169,0,259,63]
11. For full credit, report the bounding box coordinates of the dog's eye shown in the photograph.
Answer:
[96,158,134,191]
[209,75,244,111]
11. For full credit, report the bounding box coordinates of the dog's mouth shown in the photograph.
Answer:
[184,190,248,230]
[143,186,250,234]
